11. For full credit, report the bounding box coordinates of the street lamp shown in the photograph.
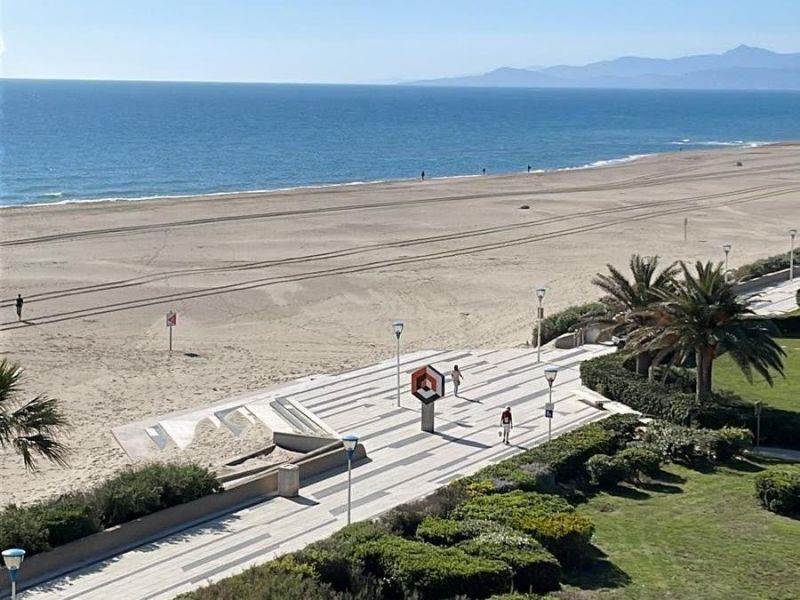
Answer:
[392,320,404,407]
[790,229,797,281]
[722,243,732,273]
[2,548,25,600]
[342,433,359,525]
[535,287,546,363]
[544,366,559,442]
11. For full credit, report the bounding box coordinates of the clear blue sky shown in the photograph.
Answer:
[1,0,798,83]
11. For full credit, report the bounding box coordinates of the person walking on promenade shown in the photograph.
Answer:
[15,294,24,321]
[451,365,464,397]
[500,406,513,444]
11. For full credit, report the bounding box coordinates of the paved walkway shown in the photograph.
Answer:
[24,344,613,600]
[749,277,799,316]
[749,446,800,462]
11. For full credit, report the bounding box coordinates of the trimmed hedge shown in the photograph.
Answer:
[356,536,512,599]
[416,517,500,546]
[587,447,662,487]
[734,250,798,282]
[0,464,221,557]
[452,491,574,525]
[457,531,561,594]
[515,512,595,567]
[755,469,800,516]
[582,353,800,450]
[533,302,609,345]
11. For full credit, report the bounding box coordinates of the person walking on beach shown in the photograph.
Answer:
[500,406,513,444]
[482,168,486,175]
[421,170,425,181]
[15,294,24,321]
[451,365,464,397]
[527,165,531,173]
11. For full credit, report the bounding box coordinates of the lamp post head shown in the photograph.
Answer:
[536,287,546,301]
[544,365,559,385]
[2,548,25,571]
[392,320,404,338]
[342,433,359,458]
[722,243,732,254]
[791,229,797,239]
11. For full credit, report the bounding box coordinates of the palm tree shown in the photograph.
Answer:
[0,359,69,471]
[627,261,785,403]
[592,254,678,374]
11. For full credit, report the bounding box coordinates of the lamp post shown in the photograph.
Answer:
[722,243,732,273]
[544,366,559,442]
[342,433,359,525]
[790,229,797,281]
[2,548,25,600]
[535,287,546,363]
[392,320,404,407]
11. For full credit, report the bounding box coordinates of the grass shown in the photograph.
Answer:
[567,461,800,599]
[714,337,800,413]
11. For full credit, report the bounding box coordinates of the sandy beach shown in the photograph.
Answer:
[1,143,798,505]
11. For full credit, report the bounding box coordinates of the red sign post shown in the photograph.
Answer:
[166,311,177,351]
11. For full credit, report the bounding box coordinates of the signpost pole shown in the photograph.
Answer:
[169,326,173,352]
[754,401,762,454]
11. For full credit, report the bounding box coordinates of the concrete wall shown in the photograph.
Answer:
[0,442,367,596]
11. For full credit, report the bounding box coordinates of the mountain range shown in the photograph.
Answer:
[406,46,800,90]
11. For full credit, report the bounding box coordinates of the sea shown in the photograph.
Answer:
[2,79,800,207]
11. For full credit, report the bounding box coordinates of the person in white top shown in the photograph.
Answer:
[451,365,464,397]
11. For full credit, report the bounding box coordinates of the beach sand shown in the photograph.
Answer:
[1,143,798,505]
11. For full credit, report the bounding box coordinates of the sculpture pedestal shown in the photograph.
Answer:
[421,402,435,433]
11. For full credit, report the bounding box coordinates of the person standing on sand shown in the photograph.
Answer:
[421,170,425,181]
[451,365,464,397]
[527,165,531,173]
[15,294,24,321]
[500,406,513,444]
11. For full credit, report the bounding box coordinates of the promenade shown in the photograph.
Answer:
[25,344,611,600]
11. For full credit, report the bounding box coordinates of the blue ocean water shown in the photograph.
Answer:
[2,79,800,206]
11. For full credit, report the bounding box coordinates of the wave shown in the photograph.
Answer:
[0,142,775,209]
[668,139,768,148]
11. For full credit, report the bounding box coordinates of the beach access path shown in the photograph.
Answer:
[24,343,613,600]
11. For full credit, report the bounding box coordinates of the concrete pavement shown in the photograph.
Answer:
[22,344,613,600]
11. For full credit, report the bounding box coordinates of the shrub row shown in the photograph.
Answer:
[580,353,700,424]
[469,414,639,493]
[357,535,512,599]
[581,353,800,450]
[533,302,609,345]
[754,469,800,516]
[734,250,798,282]
[0,463,221,556]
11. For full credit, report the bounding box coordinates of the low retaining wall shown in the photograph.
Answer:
[0,441,367,597]
[734,268,790,296]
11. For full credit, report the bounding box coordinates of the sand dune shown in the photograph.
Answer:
[1,143,799,505]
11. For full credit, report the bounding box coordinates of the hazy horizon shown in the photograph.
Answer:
[2,1,799,84]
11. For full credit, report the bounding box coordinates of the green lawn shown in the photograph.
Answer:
[567,461,800,600]
[714,337,800,413]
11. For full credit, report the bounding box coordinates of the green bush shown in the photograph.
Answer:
[711,426,753,460]
[534,302,609,345]
[457,530,561,594]
[586,454,626,487]
[0,505,50,555]
[755,469,800,516]
[96,463,222,527]
[516,512,595,567]
[356,536,512,599]
[636,422,713,463]
[487,595,545,600]
[380,480,468,537]
[452,491,574,526]
[38,496,102,547]
[416,517,499,546]
[615,447,662,480]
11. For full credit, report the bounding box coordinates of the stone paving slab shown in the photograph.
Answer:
[24,344,613,600]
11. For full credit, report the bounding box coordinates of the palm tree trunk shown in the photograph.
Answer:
[695,347,714,404]
[636,352,653,377]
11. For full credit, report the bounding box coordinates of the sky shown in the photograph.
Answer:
[1,0,799,83]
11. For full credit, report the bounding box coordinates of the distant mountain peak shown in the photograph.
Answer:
[724,44,774,56]
[405,46,800,90]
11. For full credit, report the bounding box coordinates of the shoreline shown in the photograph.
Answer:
[0,141,778,211]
